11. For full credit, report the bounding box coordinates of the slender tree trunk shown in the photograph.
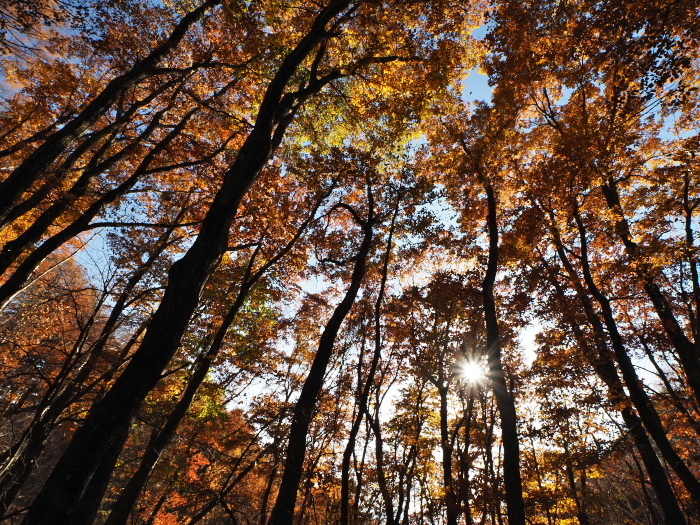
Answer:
[0,88,177,275]
[399,382,426,525]
[682,172,700,342]
[260,460,280,525]
[462,391,475,525]
[562,438,590,525]
[481,180,526,525]
[571,202,700,507]
[528,434,553,525]
[632,323,700,434]
[601,178,700,406]
[437,382,458,525]
[341,336,368,525]
[269,191,374,524]
[0,204,185,517]
[0,78,181,233]
[103,353,220,525]
[0,109,193,311]
[368,408,398,525]
[105,192,324,525]
[186,455,262,525]
[352,425,370,521]
[341,198,398,525]
[620,408,670,525]
[541,251,688,524]
[482,400,498,525]
[145,493,169,525]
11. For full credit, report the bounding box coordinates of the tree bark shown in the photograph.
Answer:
[268,190,374,524]
[341,197,398,525]
[601,178,700,406]
[571,201,700,507]
[104,194,324,525]
[21,2,354,523]
[481,180,526,525]
[541,232,688,524]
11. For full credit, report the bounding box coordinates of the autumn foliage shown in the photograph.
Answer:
[0,0,699,523]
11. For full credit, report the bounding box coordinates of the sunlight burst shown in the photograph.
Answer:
[456,355,489,385]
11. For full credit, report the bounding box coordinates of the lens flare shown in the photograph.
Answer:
[456,355,489,385]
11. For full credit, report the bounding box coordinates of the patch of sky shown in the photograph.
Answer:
[517,322,540,367]
[74,184,199,291]
[660,107,697,141]
[75,229,117,288]
[461,67,492,104]
[470,25,488,41]
[559,85,574,106]
[297,271,332,298]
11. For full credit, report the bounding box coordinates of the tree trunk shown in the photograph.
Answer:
[0,215,176,517]
[368,407,398,525]
[0,109,193,311]
[571,202,700,507]
[562,438,590,525]
[461,392,475,525]
[21,3,353,522]
[601,178,700,406]
[105,191,324,525]
[481,180,526,525]
[268,193,374,524]
[541,247,688,524]
[341,199,398,525]
[438,382,459,525]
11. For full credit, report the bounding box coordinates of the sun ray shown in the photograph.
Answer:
[456,355,489,386]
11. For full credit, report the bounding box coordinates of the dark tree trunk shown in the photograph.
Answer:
[0,91,175,276]
[481,180,526,525]
[21,2,353,522]
[259,460,280,525]
[601,178,700,407]
[571,202,700,508]
[461,392,475,525]
[341,198,398,525]
[105,195,323,525]
[368,407,398,525]
[541,229,688,524]
[268,191,374,524]
[0,109,193,311]
[562,438,590,525]
[438,382,459,525]
[186,455,263,525]
[0,217,176,512]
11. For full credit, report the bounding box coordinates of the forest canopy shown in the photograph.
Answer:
[0,0,699,523]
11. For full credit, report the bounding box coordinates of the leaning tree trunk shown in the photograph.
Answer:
[104,194,325,525]
[340,197,398,525]
[269,192,374,525]
[601,178,700,407]
[21,2,354,523]
[0,108,194,311]
[541,246,688,525]
[570,202,700,507]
